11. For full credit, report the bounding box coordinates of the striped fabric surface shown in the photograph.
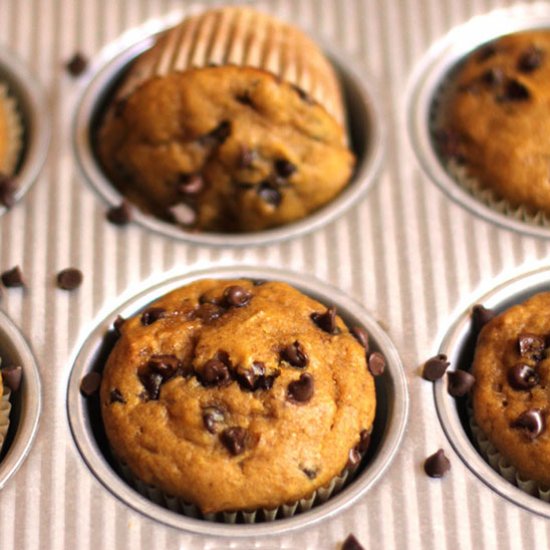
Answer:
[0,0,549,549]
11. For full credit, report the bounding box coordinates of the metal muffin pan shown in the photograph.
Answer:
[67,266,409,538]
[0,309,42,489]
[0,43,50,215]
[435,265,550,519]
[72,12,385,247]
[407,2,550,239]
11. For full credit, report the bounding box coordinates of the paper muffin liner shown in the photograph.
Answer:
[468,403,550,501]
[0,82,23,176]
[0,385,12,455]
[116,6,346,129]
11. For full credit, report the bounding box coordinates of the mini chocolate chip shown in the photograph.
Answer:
[56,268,83,290]
[219,426,247,455]
[109,389,125,404]
[280,341,308,368]
[302,467,317,480]
[511,409,545,439]
[201,120,231,146]
[203,406,225,434]
[518,46,544,72]
[192,303,224,323]
[351,326,369,352]
[287,372,314,404]
[447,370,475,397]
[499,79,530,102]
[176,173,203,195]
[2,365,22,392]
[508,363,539,391]
[424,449,451,478]
[201,359,231,387]
[357,429,371,454]
[342,534,365,550]
[79,372,101,397]
[368,352,385,377]
[66,52,88,76]
[311,306,340,335]
[275,159,296,179]
[168,203,196,226]
[347,447,362,468]
[223,285,252,308]
[139,372,163,400]
[0,174,17,208]
[472,304,495,334]
[147,355,182,379]
[238,146,256,169]
[257,181,282,207]
[106,201,132,225]
[235,92,253,106]
[518,333,545,360]
[1,266,25,287]
[140,307,166,326]
[477,43,497,62]
[113,315,125,335]
[481,67,504,86]
[237,361,266,391]
[422,354,450,381]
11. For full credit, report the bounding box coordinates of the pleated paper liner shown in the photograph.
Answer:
[115,6,346,129]
[0,386,12,455]
[0,82,23,176]
[468,403,550,501]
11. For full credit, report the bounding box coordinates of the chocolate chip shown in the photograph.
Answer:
[357,429,371,454]
[280,341,308,368]
[235,92,253,106]
[302,467,317,480]
[351,326,369,352]
[192,303,224,323]
[422,354,450,381]
[113,315,125,335]
[1,266,25,287]
[342,534,365,550]
[2,365,22,392]
[79,372,101,397]
[223,285,252,308]
[508,363,539,391]
[139,371,163,400]
[477,43,497,62]
[472,304,495,334]
[518,46,543,72]
[66,52,88,76]
[311,306,340,335]
[0,174,17,208]
[481,67,504,86]
[275,159,297,179]
[176,173,203,195]
[499,79,530,102]
[56,268,83,290]
[257,181,282,207]
[291,84,313,104]
[168,203,196,226]
[518,333,545,360]
[106,201,132,225]
[447,370,475,397]
[252,279,266,286]
[202,406,225,434]
[140,307,166,326]
[287,372,314,404]
[202,120,231,146]
[511,409,545,439]
[109,389,125,404]
[147,355,182,379]
[424,449,451,478]
[238,147,256,169]
[201,359,231,387]
[219,426,247,455]
[237,361,267,391]
[368,352,385,377]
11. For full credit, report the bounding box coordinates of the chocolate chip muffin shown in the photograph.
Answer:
[0,82,22,177]
[472,292,550,485]
[100,279,376,515]
[437,31,550,216]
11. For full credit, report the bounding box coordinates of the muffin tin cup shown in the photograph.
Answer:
[0,44,50,215]
[0,309,42,489]
[407,2,550,239]
[434,264,550,519]
[67,265,408,537]
[73,12,385,247]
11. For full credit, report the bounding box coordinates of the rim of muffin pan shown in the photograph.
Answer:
[407,2,550,239]
[0,309,42,489]
[0,44,50,216]
[72,12,386,247]
[66,266,409,537]
[435,265,550,519]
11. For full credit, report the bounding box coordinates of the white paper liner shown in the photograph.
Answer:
[0,82,23,176]
[0,386,12,454]
[468,404,550,501]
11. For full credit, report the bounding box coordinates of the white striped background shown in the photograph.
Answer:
[0,0,549,548]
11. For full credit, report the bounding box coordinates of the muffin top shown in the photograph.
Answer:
[472,292,550,485]
[0,83,21,176]
[98,66,354,232]
[100,279,376,514]
[437,31,550,216]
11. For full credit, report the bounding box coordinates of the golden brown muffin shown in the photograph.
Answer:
[472,292,550,485]
[100,279,376,514]
[437,31,550,216]
[0,83,22,177]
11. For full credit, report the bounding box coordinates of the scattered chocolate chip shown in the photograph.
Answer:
[434,129,464,162]
[287,372,314,404]
[237,361,267,391]
[235,92,253,106]
[106,201,132,226]
[274,159,297,179]
[422,354,450,381]
[109,388,125,404]
[176,173,203,195]
[302,467,317,480]
[238,146,256,169]
[140,307,166,326]
[368,352,385,377]
[139,371,163,400]
[168,203,196,226]
[0,174,17,208]
[351,326,369,352]
[219,426,247,455]
[1,365,22,392]
[56,267,83,290]
[192,302,224,323]
[311,306,340,335]
[113,315,125,335]
[223,285,252,308]
[201,359,232,387]
[79,372,101,397]
[518,333,545,360]
[342,534,365,550]
[147,355,183,379]
[1,266,25,288]
[357,430,371,453]
[511,409,545,439]
[280,341,308,368]
[347,447,362,468]
[508,363,539,391]
[65,52,88,76]
[203,406,225,434]
[518,46,544,72]
[481,67,504,86]
[472,304,495,334]
[499,79,530,102]
[201,120,231,146]
[447,370,475,397]
[477,43,497,62]
[424,449,451,478]
[257,181,282,207]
